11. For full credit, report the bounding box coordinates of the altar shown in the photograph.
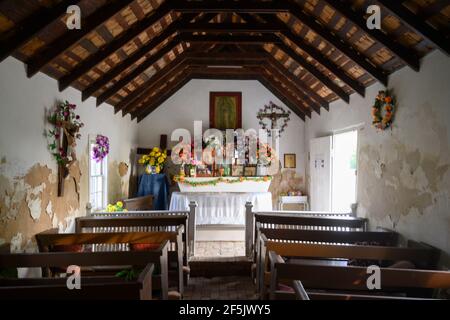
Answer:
[169,192,272,225]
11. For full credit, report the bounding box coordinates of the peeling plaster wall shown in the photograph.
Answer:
[0,57,139,251]
[137,79,307,208]
[305,51,450,259]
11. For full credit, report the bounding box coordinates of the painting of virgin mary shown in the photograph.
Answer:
[209,92,242,130]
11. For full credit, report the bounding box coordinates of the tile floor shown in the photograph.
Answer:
[183,276,257,300]
[194,241,245,257]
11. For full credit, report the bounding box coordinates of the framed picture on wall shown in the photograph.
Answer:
[210,92,242,130]
[284,154,296,169]
[232,165,244,177]
[244,166,257,177]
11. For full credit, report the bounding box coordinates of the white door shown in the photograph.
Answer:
[309,136,332,211]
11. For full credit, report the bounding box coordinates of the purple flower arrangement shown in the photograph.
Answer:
[92,134,109,162]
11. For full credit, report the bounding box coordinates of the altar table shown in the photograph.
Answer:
[169,192,273,225]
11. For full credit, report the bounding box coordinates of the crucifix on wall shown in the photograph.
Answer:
[257,101,291,137]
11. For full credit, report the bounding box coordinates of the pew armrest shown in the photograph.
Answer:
[292,280,310,300]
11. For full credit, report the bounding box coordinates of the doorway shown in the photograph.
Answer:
[331,130,358,212]
[309,130,358,212]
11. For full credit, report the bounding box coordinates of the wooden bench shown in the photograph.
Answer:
[87,201,197,257]
[75,214,189,292]
[0,243,164,300]
[34,231,171,299]
[269,252,450,300]
[245,202,367,259]
[256,228,399,293]
[260,237,440,299]
[123,195,154,211]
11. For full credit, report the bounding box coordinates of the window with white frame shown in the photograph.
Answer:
[89,140,108,211]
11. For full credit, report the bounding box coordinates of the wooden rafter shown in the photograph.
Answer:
[0,0,78,63]
[281,1,389,85]
[26,0,136,77]
[169,0,290,13]
[323,0,421,71]
[376,0,450,55]
[58,1,173,91]
[258,13,366,97]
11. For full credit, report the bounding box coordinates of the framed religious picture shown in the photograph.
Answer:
[210,92,242,130]
[232,165,244,177]
[244,166,257,177]
[284,154,296,169]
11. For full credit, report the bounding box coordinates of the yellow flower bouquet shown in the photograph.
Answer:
[106,201,128,213]
[138,147,168,174]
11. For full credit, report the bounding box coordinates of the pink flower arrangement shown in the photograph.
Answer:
[92,134,109,162]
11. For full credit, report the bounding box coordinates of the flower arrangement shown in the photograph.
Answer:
[47,101,84,166]
[92,134,109,162]
[106,201,128,213]
[257,143,276,166]
[174,175,272,186]
[372,90,396,131]
[138,147,167,174]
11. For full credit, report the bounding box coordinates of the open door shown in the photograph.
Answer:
[309,136,332,211]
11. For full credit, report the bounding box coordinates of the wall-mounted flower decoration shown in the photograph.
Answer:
[371,90,396,131]
[92,134,109,162]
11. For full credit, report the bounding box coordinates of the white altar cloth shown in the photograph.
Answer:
[169,192,273,225]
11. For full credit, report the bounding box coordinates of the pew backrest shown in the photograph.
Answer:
[269,251,450,300]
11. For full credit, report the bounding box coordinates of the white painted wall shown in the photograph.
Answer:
[305,51,450,257]
[137,79,306,179]
[0,57,139,207]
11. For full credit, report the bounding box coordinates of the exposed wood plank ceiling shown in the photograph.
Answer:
[0,0,448,122]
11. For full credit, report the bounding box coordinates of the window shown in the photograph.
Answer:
[89,141,107,211]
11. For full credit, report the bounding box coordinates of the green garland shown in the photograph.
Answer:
[174,176,272,187]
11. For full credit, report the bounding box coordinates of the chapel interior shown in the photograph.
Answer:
[0,0,449,301]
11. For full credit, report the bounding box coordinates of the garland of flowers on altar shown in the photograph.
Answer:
[174,176,272,186]
[371,90,396,131]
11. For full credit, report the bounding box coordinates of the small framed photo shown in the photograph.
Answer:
[284,154,296,169]
[244,166,257,177]
[232,165,244,177]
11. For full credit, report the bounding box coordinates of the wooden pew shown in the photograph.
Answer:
[260,236,440,298]
[245,202,365,259]
[34,231,170,299]
[252,215,371,293]
[86,201,198,257]
[75,215,189,292]
[269,252,450,300]
[0,243,166,300]
[123,195,154,211]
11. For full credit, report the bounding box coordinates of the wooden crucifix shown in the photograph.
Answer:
[257,102,291,136]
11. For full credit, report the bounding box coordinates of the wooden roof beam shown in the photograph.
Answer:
[170,0,290,13]
[134,71,193,122]
[0,0,79,63]
[258,13,366,97]
[179,23,290,33]
[377,0,450,55]
[280,1,389,86]
[323,0,421,71]
[58,1,172,91]
[26,0,137,77]
[180,33,282,44]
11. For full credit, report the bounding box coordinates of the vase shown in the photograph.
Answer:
[145,165,156,174]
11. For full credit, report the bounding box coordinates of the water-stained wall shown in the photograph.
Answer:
[0,57,139,251]
[305,51,450,261]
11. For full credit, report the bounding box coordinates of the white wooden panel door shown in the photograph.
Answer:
[309,136,332,211]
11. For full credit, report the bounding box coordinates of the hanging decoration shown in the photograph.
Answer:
[92,134,109,162]
[174,175,272,187]
[371,90,396,131]
[257,101,291,137]
[46,101,84,196]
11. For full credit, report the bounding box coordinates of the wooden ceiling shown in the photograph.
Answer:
[0,0,448,122]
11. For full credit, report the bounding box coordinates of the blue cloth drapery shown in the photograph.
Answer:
[137,174,170,210]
